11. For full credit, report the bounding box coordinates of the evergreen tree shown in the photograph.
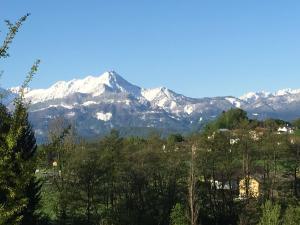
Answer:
[258,201,281,225]
[170,203,188,225]
[206,108,248,131]
[282,206,300,225]
[0,14,41,224]
[12,103,42,225]
[0,105,28,225]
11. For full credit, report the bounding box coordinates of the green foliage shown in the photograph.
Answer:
[292,118,300,129]
[238,200,261,225]
[12,103,42,225]
[258,201,281,225]
[36,107,300,225]
[0,14,29,59]
[0,88,41,225]
[21,179,42,225]
[170,203,188,225]
[282,206,300,225]
[0,14,42,225]
[263,119,290,131]
[167,134,184,144]
[206,108,248,131]
[0,103,37,224]
[37,129,189,225]
[293,129,300,136]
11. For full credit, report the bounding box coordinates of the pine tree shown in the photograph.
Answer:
[282,206,300,225]
[12,103,42,225]
[0,14,41,224]
[170,203,188,225]
[188,144,200,225]
[0,104,28,224]
[0,63,40,225]
[258,201,281,225]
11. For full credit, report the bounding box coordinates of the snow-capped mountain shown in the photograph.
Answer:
[24,71,142,104]
[3,71,300,142]
[240,89,300,119]
[240,91,271,104]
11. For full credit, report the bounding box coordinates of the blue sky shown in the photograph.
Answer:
[1,0,300,98]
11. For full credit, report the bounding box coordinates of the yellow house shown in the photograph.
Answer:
[239,176,260,198]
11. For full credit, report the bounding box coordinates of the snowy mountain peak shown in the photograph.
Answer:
[9,86,31,94]
[239,91,271,102]
[274,88,300,96]
[95,71,141,95]
[240,88,300,103]
[24,71,141,103]
[96,71,122,87]
[4,72,300,142]
[141,86,177,102]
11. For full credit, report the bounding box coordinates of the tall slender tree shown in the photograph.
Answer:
[0,14,41,225]
[188,144,200,225]
[12,101,42,225]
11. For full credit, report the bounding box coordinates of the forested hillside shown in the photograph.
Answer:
[32,108,300,225]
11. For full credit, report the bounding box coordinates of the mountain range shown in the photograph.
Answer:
[2,71,300,142]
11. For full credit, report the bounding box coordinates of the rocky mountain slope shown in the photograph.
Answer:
[2,71,300,142]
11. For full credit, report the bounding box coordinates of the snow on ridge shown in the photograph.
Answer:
[95,112,112,121]
[239,91,271,101]
[141,87,182,110]
[82,101,97,106]
[9,86,31,94]
[66,112,76,117]
[240,88,300,102]
[93,71,141,96]
[225,97,241,108]
[8,70,300,114]
[24,71,141,104]
[170,101,177,109]
[141,87,168,102]
[275,88,300,96]
[184,105,194,115]
[30,103,74,112]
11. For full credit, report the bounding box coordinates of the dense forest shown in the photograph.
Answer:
[32,108,299,225]
[1,15,300,225]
